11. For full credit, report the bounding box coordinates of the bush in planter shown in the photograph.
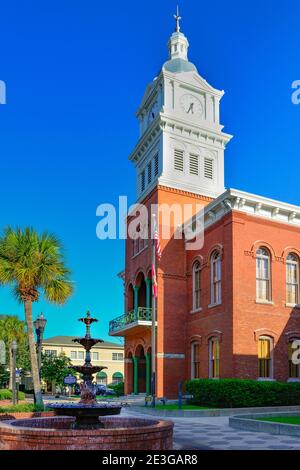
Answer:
[0,403,45,413]
[185,379,300,408]
[0,389,25,401]
[107,382,124,397]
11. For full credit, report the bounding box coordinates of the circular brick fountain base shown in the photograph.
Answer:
[0,416,173,450]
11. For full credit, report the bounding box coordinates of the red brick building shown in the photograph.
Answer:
[109,16,300,397]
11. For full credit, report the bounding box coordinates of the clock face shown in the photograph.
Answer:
[180,94,203,117]
[148,101,158,124]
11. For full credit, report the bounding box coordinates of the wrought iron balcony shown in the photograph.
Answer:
[109,307,153,336]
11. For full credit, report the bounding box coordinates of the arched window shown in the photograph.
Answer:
[256,248,271,302]
[258,336,273,379]
[211,251,222,305]
[192,261,201,310]
[112,372,124,384]
[191,342,200,379]
[286,253,299,305]
[288,339,300,379]
[209,337,220,379]
[96,371,107,385]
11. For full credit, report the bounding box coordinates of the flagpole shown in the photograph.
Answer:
[151,213,156,407]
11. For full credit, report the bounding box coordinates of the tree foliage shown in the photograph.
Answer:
[41,353,75,388]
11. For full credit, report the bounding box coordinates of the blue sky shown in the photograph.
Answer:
[0,0,299,342]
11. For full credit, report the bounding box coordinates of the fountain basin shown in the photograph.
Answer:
[0,416,173,450]
[48,403,122,427]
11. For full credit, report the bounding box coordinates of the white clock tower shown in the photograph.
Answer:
[129,9,232,201]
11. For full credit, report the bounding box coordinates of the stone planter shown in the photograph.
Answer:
[0,416,173,450]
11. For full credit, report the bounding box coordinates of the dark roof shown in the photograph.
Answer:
[42,336,124,349]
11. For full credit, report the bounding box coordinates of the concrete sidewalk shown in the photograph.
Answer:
[123,409,300,450]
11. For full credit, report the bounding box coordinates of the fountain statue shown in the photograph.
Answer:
[48,311,121,427]
[0,310,173,450]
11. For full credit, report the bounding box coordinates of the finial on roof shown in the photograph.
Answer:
[174,5,181,33]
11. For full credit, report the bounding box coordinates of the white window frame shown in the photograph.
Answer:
[192,261,201,311]
[92,352,99,361]
[257,335,274,380]
[208,337,220,379]
[210,251,222,306]
[191,342,200,379]
[288,338,300,381]
[286,253,299,306]
[256,247,272,303]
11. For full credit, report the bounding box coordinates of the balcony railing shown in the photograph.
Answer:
[109,307,152,334]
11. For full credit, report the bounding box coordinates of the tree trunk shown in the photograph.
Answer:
[9,348,13,389]
[24,300,43,406]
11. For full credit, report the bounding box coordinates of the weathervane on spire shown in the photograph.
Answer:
[174,5,181,33]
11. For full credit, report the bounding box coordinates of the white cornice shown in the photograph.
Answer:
[129,112,232,164]
[129,118,161,163]
[184,188,300,236]
[161,113,232,147]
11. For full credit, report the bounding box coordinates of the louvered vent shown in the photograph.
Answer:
[189,154,199,176]
[174,149,184,172]
[204,158,213,179]
[147,161,152,185]
[141,170,145,192]
[154,153,159,176]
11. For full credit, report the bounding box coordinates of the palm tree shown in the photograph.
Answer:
[0,315,27,388]
[0,227,73,405]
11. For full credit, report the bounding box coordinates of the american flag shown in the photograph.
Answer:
[153,219,162,261]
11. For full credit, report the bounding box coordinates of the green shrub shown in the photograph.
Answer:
[0,403,45,413]
[108,382,124,397]
[0,389,25,401]
[185,379,300,408]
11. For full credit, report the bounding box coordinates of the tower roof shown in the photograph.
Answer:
[163,7,198,74]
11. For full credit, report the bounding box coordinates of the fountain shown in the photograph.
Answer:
[48,311,121,427]
[0,311,173,450]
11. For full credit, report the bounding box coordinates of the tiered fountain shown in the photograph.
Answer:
[48,311,121,427]
[0,311,173,450]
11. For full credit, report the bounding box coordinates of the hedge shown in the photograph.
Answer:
[0,389,25,401]
[0,403,44,413]
[185,379,300,408]
[107,382,124,397]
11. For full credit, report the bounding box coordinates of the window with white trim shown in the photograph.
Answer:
[70,351,77,359]
[132,223,148,257]
[92,352,99,361]
[112,352,124,361]
[189,153,199,176]
[286,253,299,305]
[204,157,213,179]
[45,349,57,357]
[289,339,300,379]
[174,149,184,172]
[258,336,273,379]
[209,337,220,379]
[191,342,200,379]
[211,251,221,305]
[256,247,271,302]
[192,261,201,310]
[78,351,84,360]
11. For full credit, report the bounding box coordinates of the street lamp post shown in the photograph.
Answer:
[11,340,17,405]
[34,313,47,378]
